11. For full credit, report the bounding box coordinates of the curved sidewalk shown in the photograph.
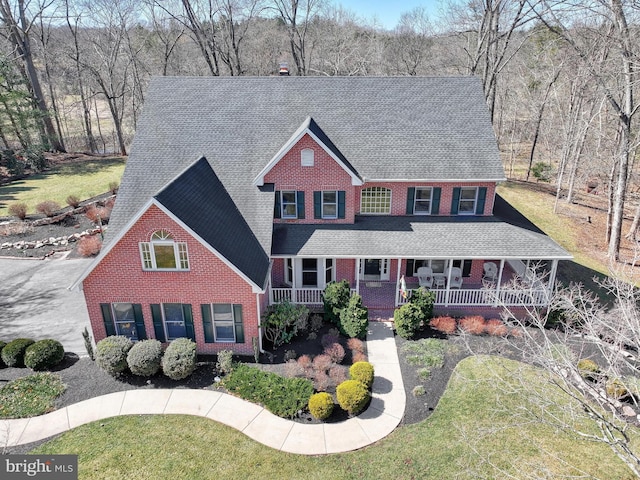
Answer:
[0,322,405,455]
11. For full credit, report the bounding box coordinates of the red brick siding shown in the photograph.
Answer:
[265,134,356,223]
[82,204,263,355]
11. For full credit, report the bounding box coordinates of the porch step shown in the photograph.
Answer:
[368,309,395,322]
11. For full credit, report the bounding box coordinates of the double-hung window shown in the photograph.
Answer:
[322,191,338,219]
[361,187,391,214]
[458,187,478,214]
[140,230,189,270]
[162,303,187,340]
[414,187,433,215]
[281,191,298,218]
[112,303,138,339]
[201,304,244,343]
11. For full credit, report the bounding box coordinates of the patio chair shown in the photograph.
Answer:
[483,262,498,282]
[447,267,463,289]
[417,267,433,289]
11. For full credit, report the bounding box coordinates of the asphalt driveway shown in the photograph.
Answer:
[0,254,91,356]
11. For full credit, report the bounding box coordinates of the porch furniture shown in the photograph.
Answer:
[433,275,446,288]
[483,262,497,281]
[447,267,463,289]
[417,267,433,288]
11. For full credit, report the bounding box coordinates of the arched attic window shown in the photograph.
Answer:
[140,229,189,270]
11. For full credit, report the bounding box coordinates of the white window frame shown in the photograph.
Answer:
[322,190,338,219]
[161,303,186,341]
[301,258,318,287]
[414,187,433,215]
[458,187,478,215]
[112,303,138,340]
[285,258,294,286]
[301,148,314,167]
[140,230,189,271]
[325,258,335,284]
[211,303,236,342]
[281,191,298,219]
[360,187,391,214]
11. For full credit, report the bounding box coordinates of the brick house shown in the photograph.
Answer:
[72,76,571,354]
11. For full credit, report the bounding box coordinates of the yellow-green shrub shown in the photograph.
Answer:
[308,392,334,420]
[336,379,370,415]
[349,361,374,388]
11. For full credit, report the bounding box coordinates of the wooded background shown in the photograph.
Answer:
[0,0,637,260]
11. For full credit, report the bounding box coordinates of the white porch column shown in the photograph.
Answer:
[355,258,361,295]
[547,259,559,300]
[445,259,453,307]
[494,259,505,307]
[395,259,402,306]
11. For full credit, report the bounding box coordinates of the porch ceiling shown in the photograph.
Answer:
[272,196,572,260]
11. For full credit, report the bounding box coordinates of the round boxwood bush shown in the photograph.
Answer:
[127,339,163,377]
[162,338,197,380]
[336,379,370,415]
[394,302,424,339]
[0,341,7,368]
[24,339,65,371]
[308,392,334,420]
[95,336,134,377]
[349,361,375,389]
[2,338,35,367]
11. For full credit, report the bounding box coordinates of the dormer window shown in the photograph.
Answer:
[140,229,189,270]
[301,148,314,167]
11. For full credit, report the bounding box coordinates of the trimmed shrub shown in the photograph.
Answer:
[350,361,374,389]
[394,302,424,339]
[459,316,486,335]
[126,339,163,377]
[24,339,65,371]
[260,301,309,349]
[35,200,60,217]
[313,354,333,374]
[314,371,331,392]
[338,294,368,339]
[95,336,133,376]
[577,358,600,380]
[66,195,81,208]
[162,338,197,380]
[77,235,102,257]
[429,316,457,335]
[216,349,234,375]
[308,392,334,420]
[8,203,28,220]
[409,287,435,320]
[484,319,508,336]
[336,379,370,415]
[0,340,6,367]
[324,342,345,364]
[323,280,351,324]
[352,351,368,363]
[329,365,348,385]
[2,338,35,367]
[347,338,365,354]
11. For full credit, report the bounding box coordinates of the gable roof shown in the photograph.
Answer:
[254,116,363,186]
[154,157,270,289]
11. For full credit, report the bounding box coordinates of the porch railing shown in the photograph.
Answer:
[398,287,549,307]
[270,288,357,305]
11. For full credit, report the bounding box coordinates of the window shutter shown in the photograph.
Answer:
[462,259,472,277]
[150,304,166,342]
[296,191,305,219]
[233,304,244,343]
[338,191,345,219]
[274,191,281,219]
[406,259,415,276]
[476,187,487,214]
[133,304,147,340]
[432,187,441,214]
[313,191,321,219]
[100,303,116,336]
[201,305,214,343]
[451,187,461,214]
[182,304,195,341]
[406,187,415,214]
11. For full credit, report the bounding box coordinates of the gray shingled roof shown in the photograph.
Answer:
[155,157,270,288]
[272,195,571,260]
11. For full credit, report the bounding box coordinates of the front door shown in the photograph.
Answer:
[360,259,390,281]
[364,259,380,276]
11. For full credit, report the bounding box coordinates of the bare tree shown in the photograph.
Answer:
[386,7,433,76]
[216,0,264,75]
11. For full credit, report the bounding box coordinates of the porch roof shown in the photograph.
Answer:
[271,195,572,260]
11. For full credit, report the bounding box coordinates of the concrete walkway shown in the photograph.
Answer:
[0,322,405,455]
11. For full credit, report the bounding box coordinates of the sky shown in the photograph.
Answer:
[337,0,441,30]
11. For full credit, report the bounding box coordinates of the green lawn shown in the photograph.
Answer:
[0,157,126,217]
[32,356,635,479]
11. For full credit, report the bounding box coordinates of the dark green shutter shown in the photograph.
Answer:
[201,305,214,343]
[406,187,415,214]
[133,304,147,340]
[150,304,166,342]
[451,187,461,214]
[233,305,244,343]
[296,191,305,219]
[462,259,472,277]
[476,187,487,214]
[314,191,322,219]
[183,304,195,341]
[338,191,345,219]
[100,303,116,336]
[432,187,441,214]
[406,259,415,276]
[274,191,281,219]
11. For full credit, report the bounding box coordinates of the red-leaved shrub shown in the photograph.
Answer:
[485,319,508,336]
[36,200,60,217]
[429,316,457,335]
[347,338,365,354]
[8,203,28,220]
[66,195,81,208]
[314,371,331,392]
[313,354,333,374]
[297,354,313,377]
[321,332,340,348]
[285,359,304,378]
[324,342,345,364]
[329,365,348,384]
[352,351,368,363]
[458,315,486,335]
[77,235,102,257]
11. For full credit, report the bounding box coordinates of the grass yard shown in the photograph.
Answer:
[32,356,635,479]
[0,373,66,418]
[0,156,126,217]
